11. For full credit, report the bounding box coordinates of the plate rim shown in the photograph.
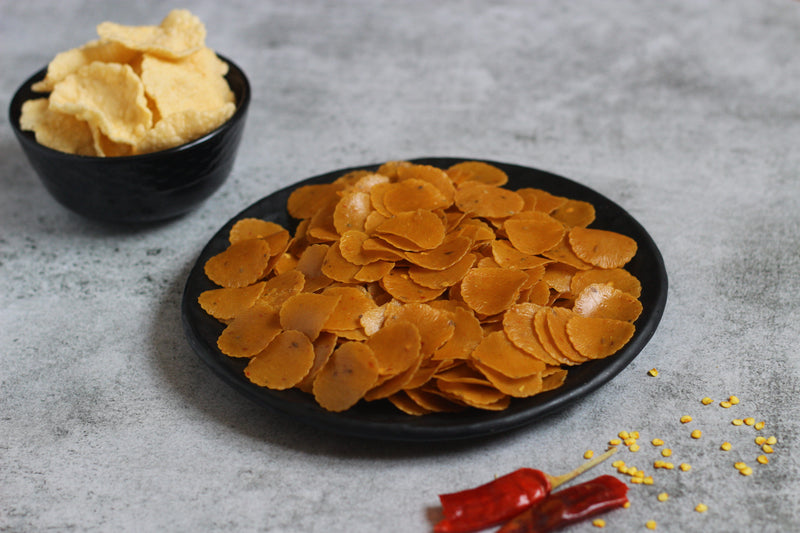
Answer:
[181,157,668,441]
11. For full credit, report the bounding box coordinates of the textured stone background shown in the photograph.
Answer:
[2,1,799,531]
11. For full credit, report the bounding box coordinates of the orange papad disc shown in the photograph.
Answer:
[204,238,271,288]
[296,331,337,393]
[364,357,423,401]
[404,235,472,270]
[376,160,413,179]
[383,302,455,357]
[432,306,483,361]
[504,212,566,255]
[572,283,643,322]
[475,362,544,398]
[541,234,593,271]
[461,267,528,316]
[491,240,552,271]
[287,182,343,220]
[216,301,282,358]
[516,187,567,214]
[374,210,446,251]
[454,182,524,219]
[198,281,266,320]
[408,253,476,290]
[551,199,596,228]
[568,227,638,269]
[532,308,576,365]
[566,315,636,359]
[295,244,334,293]
[404,387,465,413]
[502,303,562,366]
[355,260,394,283]
[229,218,286,244]
[471,331,547,379]
[259,270,305,310]
[541,368,568,392]
[365,319,422,376]
[244,330,315,390]
[381,267,447,303]
[320,242,360,283]
[320,285,377,332]
[396,164,456,204]
[386,390,432,415]
[436,380,510,411]
[312,341,379,412]
[446,161,509,186]
[279,292,341,341]
[333,191,372,234]
[570,268,642,298]
[544,307,589,364]
[381,178,450,215]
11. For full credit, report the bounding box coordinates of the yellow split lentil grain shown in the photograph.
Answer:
[720,401,732,408]
[691,430,702,439]
[766,436,777,445]
[740,466,753,476]
[721,442,732,451]
[625,438,637,446]
[695,503,708,513]
[584,450,594,459]
[654,460,665,468]
[734,462,747,470]
[701,397,713,405]
[623,501,631,509]
[664,462,675,470]
[631,431,640,439]
[609,439,622,446]
[646,520,657,530]
[762,444,774,454]
[612,460,625,468]
[630,444,641,452]
[744,417,755,426]
[657,492,669,502]
[651,438,664,446]
[732,419,744,426]
[680,463,691,472]
[644,476,654,485]
[754,421,765,431]
[593,518,606,528]
[648,368,659,377]
[729,395,740,405]
[757,455,769,465]
[680,415,693,424]
[631,477,643,484]
[755,436,766,445]
[619,431,630,439]
[661,449,673,457]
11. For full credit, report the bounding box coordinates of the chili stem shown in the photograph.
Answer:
[547,447,619,489]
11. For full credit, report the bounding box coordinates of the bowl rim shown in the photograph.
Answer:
[8,53,251,162]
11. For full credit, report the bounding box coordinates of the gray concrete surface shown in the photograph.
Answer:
[2,1,799,531]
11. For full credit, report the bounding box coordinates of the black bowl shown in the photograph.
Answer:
[8,54,250,223]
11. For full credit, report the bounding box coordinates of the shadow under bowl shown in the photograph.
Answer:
[8,54,250,224]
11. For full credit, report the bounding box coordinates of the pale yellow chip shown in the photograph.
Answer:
[19,98,95,156]
[140,49,234,120]
[49,62,152,145]
[32,39,140,93]
[97,9,206,59]
[134,104,235,154]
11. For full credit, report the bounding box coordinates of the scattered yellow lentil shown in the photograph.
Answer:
[691,429,703,439]
[664,462,675,470]
[766,436,777,445]
[732,419,744,426]
[762,444,774,454]
[625,438,637,447]
[644,476,654,485]
[680,463,692,472]
[680,415,693,424]
[654,460,666,468]
[720,400,732,408]
[695,503,708,513]
[744,417,755,426]
[701,397,713,405]
[755,436,766,445]
[619,431,630,439]
[593,518,606,528]
[721,442,732,451]
[729,395,740,405]
[661,449,673,457]
[757,455,769,465]
[612,460,625,468]
[648,368,659,377]
[740,466,753,476]
[734,462,747,470]
[631,477,643,484]
[623,501,631,509]
[646,520,657,530]
[630,444,641,452]
[651,438,664,446]
[631,431,640,439]
[754,421,765,431]
[584,450,594,460]
[609,439,622,446]
[657,492,669,502]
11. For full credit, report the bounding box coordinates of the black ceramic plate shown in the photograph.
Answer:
[182,158,668,441]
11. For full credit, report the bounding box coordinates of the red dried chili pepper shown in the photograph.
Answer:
[496,475,629,533]
[433,448,618,533]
